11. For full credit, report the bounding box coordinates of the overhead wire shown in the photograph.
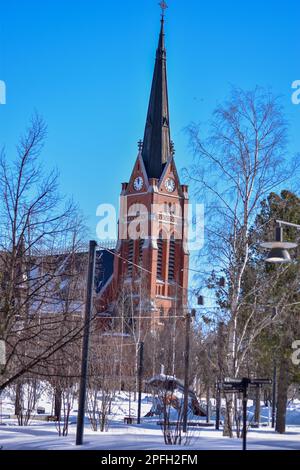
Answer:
[97,242,220,304]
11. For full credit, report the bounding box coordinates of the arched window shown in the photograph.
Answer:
[168,235,176,281]
[157,232,164,280]
[127,239,134,276]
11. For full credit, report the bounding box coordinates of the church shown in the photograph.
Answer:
[96,13,189,335]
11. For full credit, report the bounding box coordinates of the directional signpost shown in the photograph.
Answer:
[218,378,272,451]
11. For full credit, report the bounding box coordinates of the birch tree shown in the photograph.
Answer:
[186,87,298,435]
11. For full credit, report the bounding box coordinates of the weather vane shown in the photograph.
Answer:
[159,1,168,18]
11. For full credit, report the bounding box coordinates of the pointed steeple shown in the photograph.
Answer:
[141,16,172,179]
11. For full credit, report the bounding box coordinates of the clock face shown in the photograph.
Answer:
[165,178,175,193]
[134,176,144,191]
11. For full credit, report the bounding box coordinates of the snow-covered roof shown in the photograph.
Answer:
[147,373,195,397]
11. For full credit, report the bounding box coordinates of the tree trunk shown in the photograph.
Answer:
[223,319,236,437]
[254,386,261,427]
[54,387,62,421]
[275,356,289,434]
[15,382,24,426]
[223,395,234,437]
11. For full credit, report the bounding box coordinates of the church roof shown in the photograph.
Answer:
[95,249,115,293]
[141,17,172,180]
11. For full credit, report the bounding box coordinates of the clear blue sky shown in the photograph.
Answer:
[0,0,300,239]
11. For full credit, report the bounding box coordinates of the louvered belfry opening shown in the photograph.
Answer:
[127,239,134,276]
[168,235,175,281]
[138,239,144,266]
[157,232,164,280]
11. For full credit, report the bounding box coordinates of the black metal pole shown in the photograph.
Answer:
[182,313,191,433]
[206,384,211,424]
[215,382,221,430]
[137,341,144,424]
[76,240,97,446]
[272,364,277,428]
[242,379,248,451]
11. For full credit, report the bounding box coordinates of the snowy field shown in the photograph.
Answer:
[1,421,300,450]
[1,391,300,450]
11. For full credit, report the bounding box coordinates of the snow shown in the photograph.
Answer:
[1,391,300,450]
[1,421,300,450]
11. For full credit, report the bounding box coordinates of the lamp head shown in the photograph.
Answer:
[260,222,298,264]
[265,247,292,264]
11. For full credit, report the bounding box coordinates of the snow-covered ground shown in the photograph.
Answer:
[1,420,300,450]
[1,391,300,450]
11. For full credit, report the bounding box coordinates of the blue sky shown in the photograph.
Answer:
[0,0,300,239]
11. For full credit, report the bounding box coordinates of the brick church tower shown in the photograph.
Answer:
[99,15,189,332]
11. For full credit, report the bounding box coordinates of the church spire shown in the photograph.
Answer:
[141,9,172,179]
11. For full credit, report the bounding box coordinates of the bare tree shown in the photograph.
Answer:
[11,377,45,426]
[87,334,117,432]
[186,87,297,435]
[45,320,82,436]
[52,367,77,437]
[0,114,87,392]
[112,276,151,396]
[149,376,197,446]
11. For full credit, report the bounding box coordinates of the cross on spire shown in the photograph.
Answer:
[159,1,168,18]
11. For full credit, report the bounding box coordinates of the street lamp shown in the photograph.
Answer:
[182,309,196,433]
[260,221,298,264]
[76,240,97,446]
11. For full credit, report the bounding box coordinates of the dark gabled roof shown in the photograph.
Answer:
[95,249,114,293]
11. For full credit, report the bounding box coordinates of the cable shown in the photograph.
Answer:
[100,244,300,308]
[97,315,186,319]
[98,243,196,297]
[284,301,300,308]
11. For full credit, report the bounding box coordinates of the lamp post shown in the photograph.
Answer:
[272,362,277,428]
[241,378,250,452]
[137,341,144,424]
[182,312,191,434]
[182,309,196,433]
[76,240,97,446]
[215,382,221,431]
[260,221,299,430]
[206,383,211,424]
